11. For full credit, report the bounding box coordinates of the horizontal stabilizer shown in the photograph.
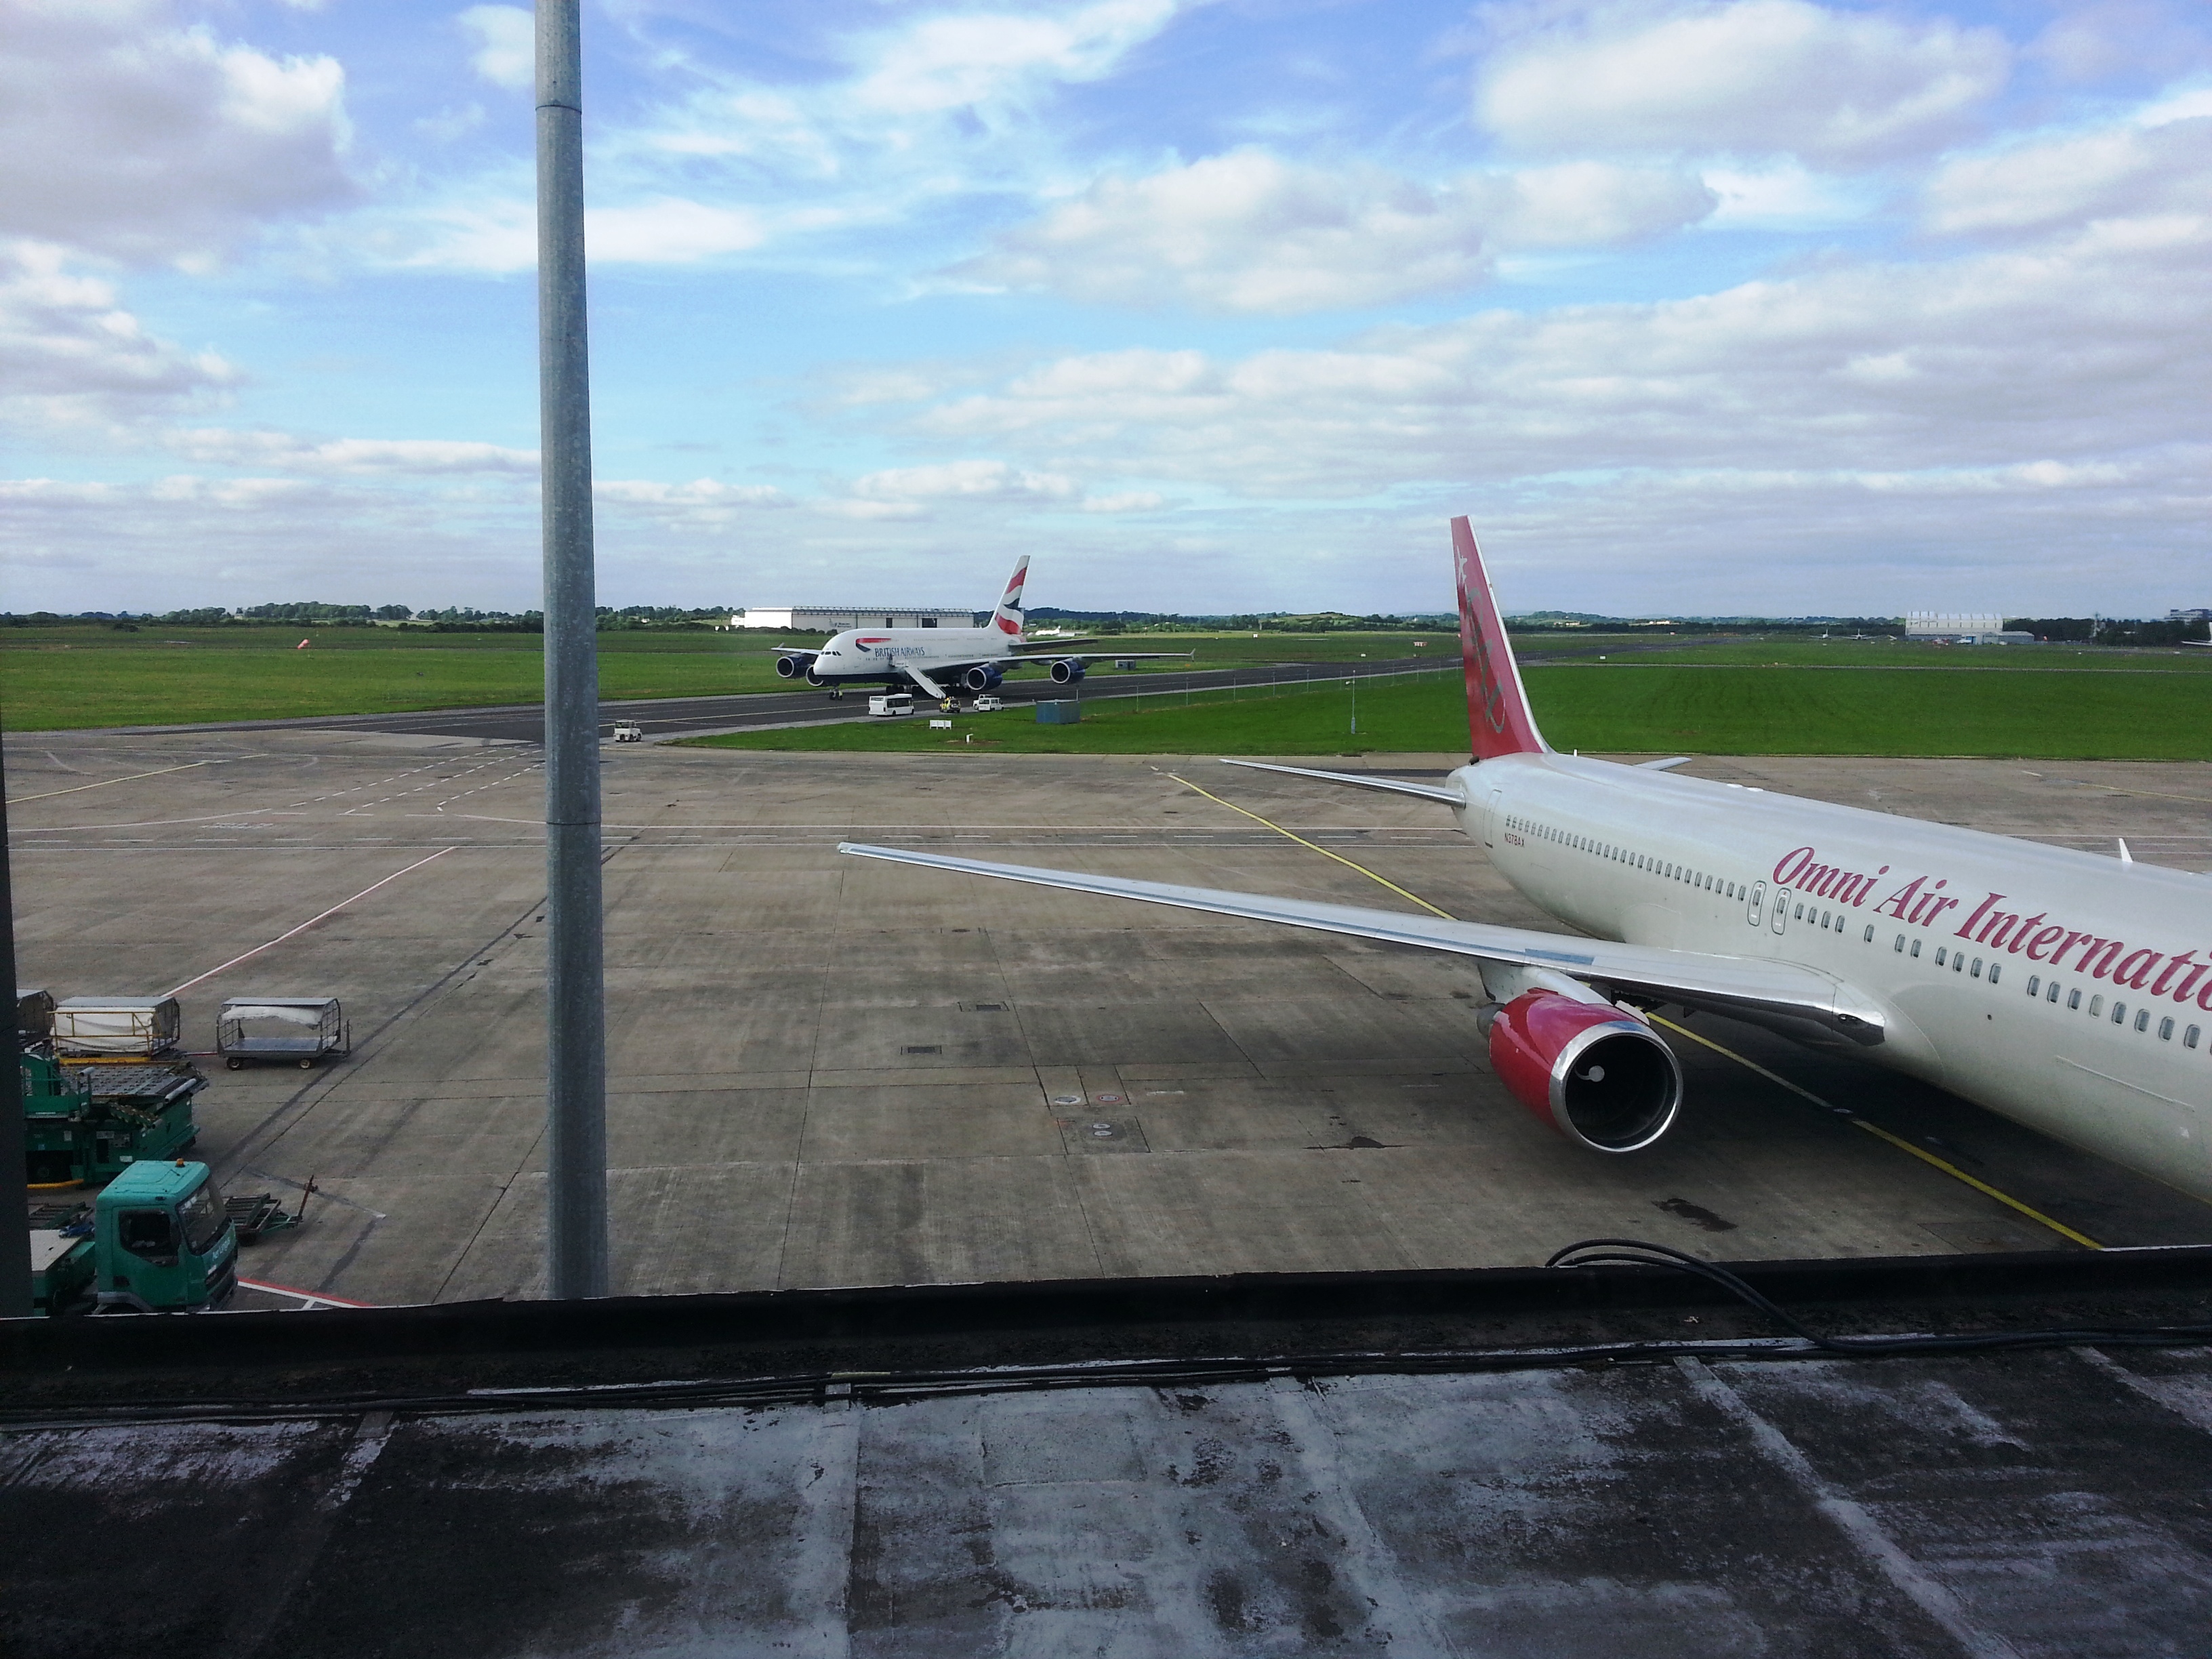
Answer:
[837,842,1885,1042]
[1218,759,1462,805]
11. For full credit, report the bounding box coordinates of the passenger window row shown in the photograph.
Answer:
[2021,972,2198,1046]
[1885,933,2004,983]
[1507,816,1746,901]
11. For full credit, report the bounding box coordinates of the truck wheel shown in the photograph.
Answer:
[226,1057,244,1070]
[298,1058,316,1069]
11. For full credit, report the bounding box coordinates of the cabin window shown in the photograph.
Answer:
[1971,958,1983,978]
[2047,981,2060,1002]
[2135,1009,2150,1032]
[2187,1025,2201,1048]
[1863,924,1875,943]
[2071,989,2085,1010]
[1910,939,1922,958]
[1795,903,1805,920]
[1895,935,1906,952]
[2110,1001,2126,1025]
[1823,910,1833,928]
[1954,953,1965,972]
[2027,976,2040,996]
[1935,946,1947,966]
[1989,964,2001,985]
[2090,995,2104,1017]
[2159,1017,2174,1040]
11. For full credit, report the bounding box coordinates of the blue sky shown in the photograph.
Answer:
[3,0,2208,618]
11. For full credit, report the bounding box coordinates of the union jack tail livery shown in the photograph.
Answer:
[1452,517,1547,762]
[992,556,1031,636]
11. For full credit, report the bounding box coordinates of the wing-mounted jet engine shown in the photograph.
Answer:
[1048,659,1087,684]
[773,651,818,680]
[1479,990,1683,1152]
[959,664,1006,693]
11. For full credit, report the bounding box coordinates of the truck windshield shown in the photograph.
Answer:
[177,1183,229,1254]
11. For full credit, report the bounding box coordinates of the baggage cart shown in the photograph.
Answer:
[217,996,350,1069]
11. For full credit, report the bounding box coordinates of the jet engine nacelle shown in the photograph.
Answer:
[1048,658,1087,684]
[1486,990,1682,1153]
[960,664,1005,693]
[776,652,817,680]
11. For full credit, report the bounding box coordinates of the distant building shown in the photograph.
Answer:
[1904,612,2033,644]
[733,605,979,631]
[2169,608,2212,622]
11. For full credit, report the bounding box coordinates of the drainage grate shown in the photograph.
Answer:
[901,1044,942,1056]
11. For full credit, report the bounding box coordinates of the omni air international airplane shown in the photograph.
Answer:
[844,519,2212,1203]
[774,556,1190,699]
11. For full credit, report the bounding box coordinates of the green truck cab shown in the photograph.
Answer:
[91,1161,238,1313]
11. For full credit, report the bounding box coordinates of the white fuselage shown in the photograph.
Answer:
[1454,752,2212,1198]
[809,625,1020,686]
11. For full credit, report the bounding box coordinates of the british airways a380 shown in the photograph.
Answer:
[773,557,1190,699]
[844,520,2212,1203]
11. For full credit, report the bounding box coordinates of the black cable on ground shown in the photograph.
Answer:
[1544,1236,2212,1354]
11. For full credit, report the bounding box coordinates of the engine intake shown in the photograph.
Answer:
[775,653,816,680]
[960,665,1004,693]
[1487,989,1681,1153]
[1048,658,1087,684]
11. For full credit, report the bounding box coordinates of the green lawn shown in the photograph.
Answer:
[0,624,1445,731]
[0,625,798,730]
[685,660,2212,761]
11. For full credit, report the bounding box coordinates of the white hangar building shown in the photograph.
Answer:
[733,605,981,632]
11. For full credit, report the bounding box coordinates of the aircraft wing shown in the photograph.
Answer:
[1220,759,1463,806]
[836,842,1887,1043]
[1008,647,1197,663]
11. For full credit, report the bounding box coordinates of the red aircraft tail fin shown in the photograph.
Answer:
[1453,517,1547,761]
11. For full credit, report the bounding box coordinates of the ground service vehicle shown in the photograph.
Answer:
[970,695,1004,712]
[22,1049,203,1185]
[218,996,350,1069]
[29,1161,240,1314]
[869,692,914,717]
[612,720,644,742]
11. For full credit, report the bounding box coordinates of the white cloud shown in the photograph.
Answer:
[586,201,767,264]
[844,0,1181,117]
[956,150,1713,312]
[1080,491,1165,512]
[905,207,2212,504]
[167,429,540,474]
[388,195,769,272]
[596,478,790,532]
[457,5,534,91]
[0,0,355,266]
[1923,114,2212,236]
[0,241,235,428]
[1476,0,2009,164]
[853,459,1080,500]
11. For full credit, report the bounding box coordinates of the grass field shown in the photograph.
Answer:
[686,659,2212,761]
[0,624,1441,731]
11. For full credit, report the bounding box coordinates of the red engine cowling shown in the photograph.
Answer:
[1488,990,1683,1153]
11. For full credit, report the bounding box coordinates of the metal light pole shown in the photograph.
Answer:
[537,0,607,1298]
[0,729,31,1317]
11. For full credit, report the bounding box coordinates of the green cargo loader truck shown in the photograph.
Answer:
[22,1050,203,1187]
[30,1160,242,1314]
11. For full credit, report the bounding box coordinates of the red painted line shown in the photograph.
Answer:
[237,1276,375,1309]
